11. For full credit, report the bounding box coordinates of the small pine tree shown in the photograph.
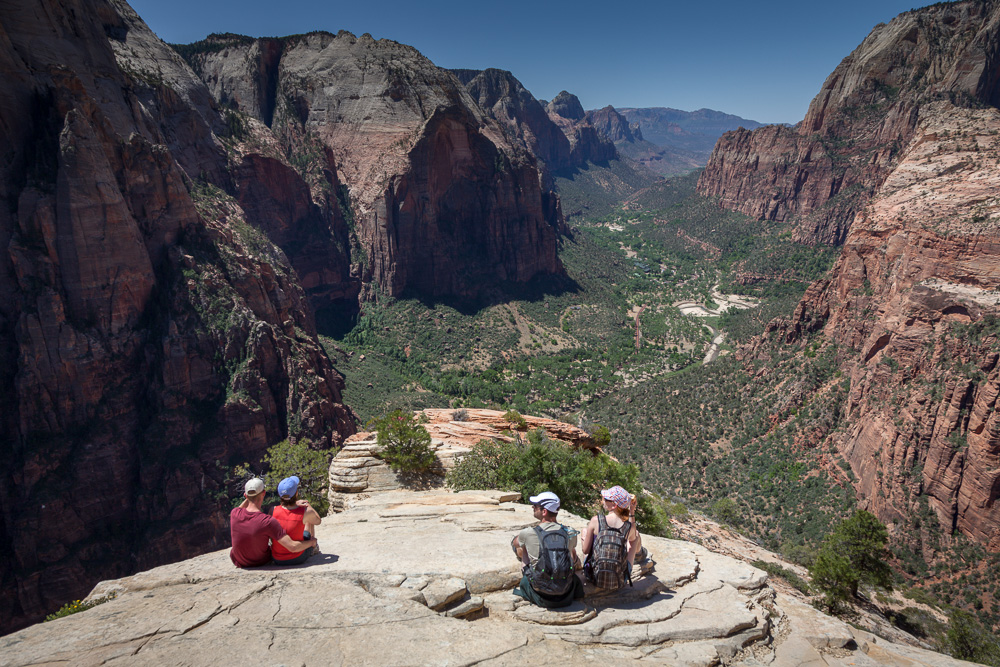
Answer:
[370,410,436,473]
[809,510,893,611]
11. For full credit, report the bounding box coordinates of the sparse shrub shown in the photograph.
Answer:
[946,610,1000,665]
[447,434,672,538]
[502,409,528,430]
[809,510,893,612]
[591,424,611,448]
[451,408,470,422]
[751,560,811,596]
[370,410,436,473]
[45,592,117,621]
[711,498,740,525]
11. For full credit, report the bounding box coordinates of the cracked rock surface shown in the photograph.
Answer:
[0,490,978,666]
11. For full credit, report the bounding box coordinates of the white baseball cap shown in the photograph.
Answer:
[245,478,265,495]
[529,491,560,512]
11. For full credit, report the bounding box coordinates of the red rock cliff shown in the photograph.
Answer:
[747,102,1000,553]
[0,0,356,633]
[699,0,1000,245]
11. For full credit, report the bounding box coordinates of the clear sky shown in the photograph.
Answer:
[130,0,923,125]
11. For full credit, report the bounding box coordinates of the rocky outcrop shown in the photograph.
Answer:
[545,91,619,168]
[698,0,1000,245]
[0,489,973,666]
[0,0,355,634]
[327,409,601,510]
[185,33,566,300]
[453,68,572,188]
[587,105,642,143]
[746,102,1000,552]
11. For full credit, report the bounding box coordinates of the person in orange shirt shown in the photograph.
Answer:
[270,476,322,566]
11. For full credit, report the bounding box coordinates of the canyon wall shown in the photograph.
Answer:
[747,102,1000,553]
[0,0,357,633]
[698,0,1000,245]
[186,35,566,300]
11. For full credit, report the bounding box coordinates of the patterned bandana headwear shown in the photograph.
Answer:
[601,485,631,510]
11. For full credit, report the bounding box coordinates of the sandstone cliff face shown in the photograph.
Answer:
[699,0,1000,245]
[0,0,355,633]
[188,34,565,300]
[748,102,1000,552]
[587,105,642,143]
[546,91,619,168]
[453,68,571,188]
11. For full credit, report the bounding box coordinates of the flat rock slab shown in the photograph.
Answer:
[1,489,971,666]
[779,595,858,649]
[446,596,484,618]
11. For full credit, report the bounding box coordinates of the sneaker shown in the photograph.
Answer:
[302,530,312,541]
[636,546,649,563]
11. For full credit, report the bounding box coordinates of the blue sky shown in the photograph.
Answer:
[131,0,922,124]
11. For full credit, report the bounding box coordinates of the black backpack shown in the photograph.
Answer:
[586,512,632,590]
[527,525,575,596]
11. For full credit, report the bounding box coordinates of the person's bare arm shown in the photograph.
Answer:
[276,535,317,553]
[511,535,526,563]
[581,517,597,556]
[297,499,322,526]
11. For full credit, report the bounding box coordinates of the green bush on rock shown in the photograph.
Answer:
[370,410,436,473]
[447,429,674,537]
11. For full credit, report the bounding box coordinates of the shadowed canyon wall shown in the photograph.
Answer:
[0,0,362,633]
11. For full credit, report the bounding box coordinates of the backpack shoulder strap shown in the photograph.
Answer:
[597,511,608,531]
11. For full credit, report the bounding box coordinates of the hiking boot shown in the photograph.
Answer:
[636,546,649,563]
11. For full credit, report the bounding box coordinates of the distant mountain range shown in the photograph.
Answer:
[585,106,763,177]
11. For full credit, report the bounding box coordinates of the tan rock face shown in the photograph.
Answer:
[189,32,566,300]
[750,103,1000,551]
[698,0,1000,244]
[0,0,355,633]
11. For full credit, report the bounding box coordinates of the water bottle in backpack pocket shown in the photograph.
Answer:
[527,525,575,596]
[585,512,632,590]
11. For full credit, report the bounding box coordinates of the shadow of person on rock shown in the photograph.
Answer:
[259,553,339,570]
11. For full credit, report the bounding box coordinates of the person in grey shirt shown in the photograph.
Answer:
[511,491,584,607]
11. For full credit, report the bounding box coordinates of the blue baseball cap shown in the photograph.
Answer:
[277,476,300,498]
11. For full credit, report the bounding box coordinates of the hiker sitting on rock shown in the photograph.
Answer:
[511,491,585,608]
[581,486,644,590]
[270,476,322,566]
[230,478,317,568]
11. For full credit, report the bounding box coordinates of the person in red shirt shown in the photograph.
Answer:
[230,478,316,568]
[271,476,322,566]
